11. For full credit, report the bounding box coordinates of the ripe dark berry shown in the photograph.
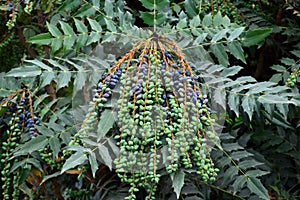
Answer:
[172,63,178,69]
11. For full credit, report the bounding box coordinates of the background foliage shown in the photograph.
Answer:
[0,0,299,199]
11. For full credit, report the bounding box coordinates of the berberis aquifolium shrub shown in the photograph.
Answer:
[72,34,219,200]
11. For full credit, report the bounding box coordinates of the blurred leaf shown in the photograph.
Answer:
[89,152,99,178]
[211,29,229,42]
[140,12,166,26]
[228,27,245,41]
[184,0,197,17]
[49,136,61,158]
[97,109,115,139]
[247,177,269,200]
[190,15,200,28]
[202,13,212,26]
[98,145,113,170]
[242,28,272,47]
[210,44,229,67]
[87,18,102,32]
[227,41,246,63]
[47,22,62,37]
[140,0,169,10]
[258,94,295,104]
[57,71,71,90]
[27,33,52,45]
[14,136,48,156]
[6,66,42,77]
[172,170,185,199]
[74,18,88,33]
[61,151,87,173]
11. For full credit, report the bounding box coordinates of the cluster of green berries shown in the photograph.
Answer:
[286,65,300,87]
[80,36,219,199]
[5,0,33,29]
[0,89,40,199]
[0,104,21,199]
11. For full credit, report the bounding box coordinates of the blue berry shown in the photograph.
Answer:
[110,78,119,83]
[172,63,178,69]
[109,82,116,88]
[103,93,110,98]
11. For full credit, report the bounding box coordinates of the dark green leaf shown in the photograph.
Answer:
[105,19,117,32]
[104,0,114,17]
[61,151,87,173]
[140,0,169,10]
[242,28,272,47]
[25,59,53,71]
[193,33,208,45]
[87,18,102,32]
[246,170,269,177]
[190,15,200,28]
[14,136,48,156]
[40,72,56,88]
[76,34,88,49]
[211,29,229,42]
[140,12,166,26]
[221,65,243,77]
[58,0,82,12]
[98,145,113,170]
[231,150,253,161]
[222,142,243,152]
[246,177,269,200]
[280,57,295,66]
[97,109,115,139]
[213,12,223,27]
[59,21,75,35]
[210,44,229,67]
[232,176,247,192]
[239,159,263,170]
[63,36,76,51]
[74,4,95,17]
[11,158,43,172]
[202,13,212,27]
[74,72,87,93]
[51,38,63,54]
[27,33,52,45]
[241,95,255,120]
[41,171,61,185]
[258,94,295,104]
[6,66,42,77]
[57,71,71,90]
[227,41,246,63]
[49,136,61,158]
[172,170,185,199]
[176,18,188,29]
[35,124,55,137]
[228,27,245,41]
[228,93,240,117]
[74,18,88,33]
[47,22,63,37]
[271,64,286,72]
[184,0,198,17]
[89,152,99,178]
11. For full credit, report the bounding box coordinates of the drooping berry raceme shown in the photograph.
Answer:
[0,87,41,200]
[79,35,219,199]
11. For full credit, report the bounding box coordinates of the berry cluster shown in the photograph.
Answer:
[0,88,40,199]
[286,65,300,87]
[80,35,219,199]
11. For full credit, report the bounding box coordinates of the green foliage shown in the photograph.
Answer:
[0,0,299,199]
